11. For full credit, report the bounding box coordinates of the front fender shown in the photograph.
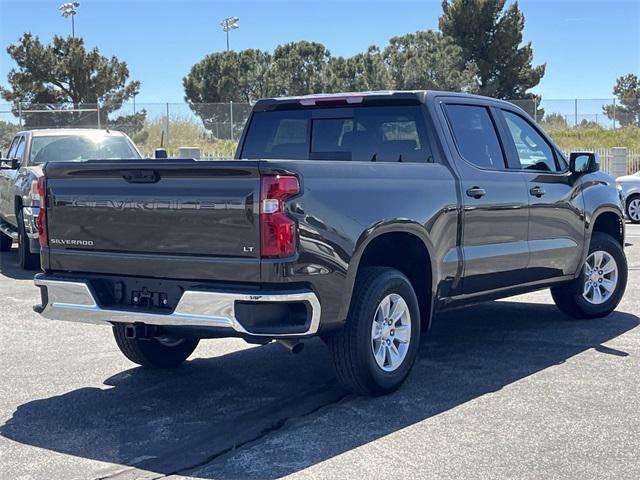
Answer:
[578,172,625,270]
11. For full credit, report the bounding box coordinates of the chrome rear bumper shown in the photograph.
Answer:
[34,275,321,337]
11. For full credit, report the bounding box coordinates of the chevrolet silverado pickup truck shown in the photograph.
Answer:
[0,129,141,269]
[33,91,628,396]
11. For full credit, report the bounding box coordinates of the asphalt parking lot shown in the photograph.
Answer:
[1,224,639,480]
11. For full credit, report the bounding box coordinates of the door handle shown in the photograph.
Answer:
[466,186,486,199]
[530,186,546,197]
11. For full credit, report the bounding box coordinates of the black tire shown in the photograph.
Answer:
[112,324,200,368]
[551,232,628,319]
[328,267,421,396]
[17,211,39,270]
[626,194,640,224]
[0,231,12,252]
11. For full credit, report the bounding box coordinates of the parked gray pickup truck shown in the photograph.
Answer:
[0,129,141,269]
[33,91,628,396]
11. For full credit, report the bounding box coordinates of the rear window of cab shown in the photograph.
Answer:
[240,106,433,163]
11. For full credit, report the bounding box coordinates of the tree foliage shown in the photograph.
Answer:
[0,120,19,151]
[1,33,143,131]
[184,34,481,129]
[326,47,392,92]
[268,41,331,96]
[439,0,545,99]
[603,73,640,127]
[383,31,478,92]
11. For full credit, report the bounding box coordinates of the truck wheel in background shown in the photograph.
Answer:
[328,267,421,396]
[17,211,39,270]
[0,231,12,251]
[551,232,628,319]
[626,195,640,224]
[112,324,200,368]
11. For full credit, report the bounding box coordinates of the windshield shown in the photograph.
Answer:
[30,134,140,164]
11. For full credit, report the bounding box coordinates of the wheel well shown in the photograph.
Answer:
[592,212,624,246]
[627,192,640,206]
[358,232,432,328]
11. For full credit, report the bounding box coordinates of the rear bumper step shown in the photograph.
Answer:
[33,274,321,337]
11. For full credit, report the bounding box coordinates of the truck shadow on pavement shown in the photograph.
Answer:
[0,248,38,280]
[1,300,638,479]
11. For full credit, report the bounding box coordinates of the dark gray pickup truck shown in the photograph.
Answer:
[33,91,627,395]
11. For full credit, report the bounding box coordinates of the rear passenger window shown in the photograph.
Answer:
[444,104,506,169]
[501,111,559,172]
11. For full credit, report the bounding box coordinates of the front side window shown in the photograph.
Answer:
[241,106,432,163]
[444,104,506,169]
[13,137,26,160]
[6,136,20,159]
[502,110,558,172]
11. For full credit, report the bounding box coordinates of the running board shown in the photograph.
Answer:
[0,220,18,240]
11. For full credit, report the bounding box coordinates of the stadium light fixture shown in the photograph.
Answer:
[220,16,239,52]
[60,2,80,38]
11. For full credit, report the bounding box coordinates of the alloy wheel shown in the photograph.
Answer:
[628,198,640,222]
[582,250,618,305]
[371,293,411,372]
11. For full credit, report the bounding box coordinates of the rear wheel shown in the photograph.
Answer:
[17,211,39,270]
[0,231,12,252]
[551,232,627,319]
[328,267,421,396]
[112,324,200,368]
[626,195,640,224]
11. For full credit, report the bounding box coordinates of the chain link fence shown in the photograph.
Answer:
[1,98,638,162]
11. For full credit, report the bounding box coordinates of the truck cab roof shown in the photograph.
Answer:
[16,128,130,138]
[252,90,518,111]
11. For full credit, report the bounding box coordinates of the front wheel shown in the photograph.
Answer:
[328,267,421,396]
[551,232,628,319]
[113,324,200,368]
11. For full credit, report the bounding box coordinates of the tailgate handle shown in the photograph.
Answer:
[121,170,160,183]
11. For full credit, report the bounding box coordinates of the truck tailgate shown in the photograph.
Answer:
[43,159,261,281]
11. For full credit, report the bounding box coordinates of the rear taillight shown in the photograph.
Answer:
[36,177,48,247]
[260,175,299,258]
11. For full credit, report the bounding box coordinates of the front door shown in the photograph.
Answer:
[440,101,530,294]
[496,109,585,279]
[0,135,23,225]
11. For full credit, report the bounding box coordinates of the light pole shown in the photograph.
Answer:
[60,2,80,38]
[220,16,239,52]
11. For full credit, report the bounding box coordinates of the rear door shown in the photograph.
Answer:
[439,100,530,294]
[496,108,584,279]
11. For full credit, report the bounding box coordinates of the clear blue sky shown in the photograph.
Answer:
[0,0,638,103]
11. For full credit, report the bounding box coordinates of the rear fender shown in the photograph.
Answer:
[337,220,437,324]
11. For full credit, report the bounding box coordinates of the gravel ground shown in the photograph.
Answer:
[1,224,639,480]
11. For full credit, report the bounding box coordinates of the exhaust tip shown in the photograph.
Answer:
[277,339,304,354]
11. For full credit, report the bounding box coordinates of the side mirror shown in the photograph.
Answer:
[154,148,168,159]
[570,152,599,174]
[0,158,19,170]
